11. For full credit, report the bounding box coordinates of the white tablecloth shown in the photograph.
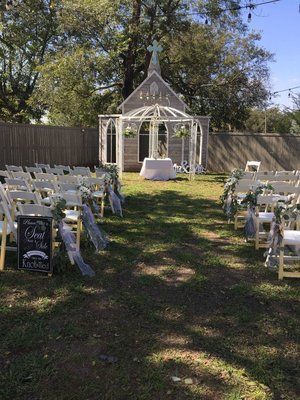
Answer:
[140,158,176,180]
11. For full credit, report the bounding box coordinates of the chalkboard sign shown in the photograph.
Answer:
[18,216,53,274]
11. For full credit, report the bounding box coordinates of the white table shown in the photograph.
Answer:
[140,158,176,180]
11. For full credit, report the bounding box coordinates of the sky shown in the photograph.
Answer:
[242,0,300,109]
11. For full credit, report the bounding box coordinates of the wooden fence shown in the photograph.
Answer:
[207,132,300,172]
[1,123,299,173]
[0,122,99,169]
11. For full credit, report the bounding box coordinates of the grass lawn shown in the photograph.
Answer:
[0,173,299,400]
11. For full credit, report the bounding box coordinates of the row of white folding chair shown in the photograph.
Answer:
[0,200,17,270]
[243,170,299,181]
[234,182,300,230]
[0,184,83,264]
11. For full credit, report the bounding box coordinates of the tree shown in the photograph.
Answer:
[0,0,59,122]
[1,0,274,129]
[163,23,272,130]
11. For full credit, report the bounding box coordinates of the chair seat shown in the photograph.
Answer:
[41,197,51,206]
[257,212,274,222]
[283,230,300,245]
[92,190,104,198]
[0,221,12,235]
[64,210,80,222]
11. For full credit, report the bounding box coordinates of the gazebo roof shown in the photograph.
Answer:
[122,103,193,122]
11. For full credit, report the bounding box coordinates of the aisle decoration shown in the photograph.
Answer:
[241,183,273,240]
[220,168,244,221]
[265,200,300,269]
[50,197,95,276]
[81,204,109,252]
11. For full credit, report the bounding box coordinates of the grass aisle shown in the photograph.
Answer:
[0,173,299,400]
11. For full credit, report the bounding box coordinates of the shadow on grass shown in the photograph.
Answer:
[0,177,299,400]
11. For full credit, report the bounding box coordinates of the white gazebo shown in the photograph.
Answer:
[99,41,210,178]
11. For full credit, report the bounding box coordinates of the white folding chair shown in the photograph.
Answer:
[51,193,83,250]
[245,161,261,172]
[5,165,24,172]
[45,167,64,176]
[34,172,58,182]
[70,167,92,177]
[32,180,59,205]
[0,201,17,270]
[82,177,106,217]
[57,175,79,184]
[5,178,31,192]
[25,166,43,176]
[35,163,50,172]
[255,195,279,250]
[54,165,72,174]
[278,218,300,280]
[11,171,33,183]
[0,170,11,180]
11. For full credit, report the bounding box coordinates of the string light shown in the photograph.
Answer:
[272,85,300,96]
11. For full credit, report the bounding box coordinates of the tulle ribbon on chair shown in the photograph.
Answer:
[82,204,109,252]
[58,221,95,277]
[244,206,256,240]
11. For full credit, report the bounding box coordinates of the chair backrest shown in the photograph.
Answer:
[245,161,261,172]
[269,175,298,183]
[95,169,106,179]
[57,192,82,207]
[242,171,256,179]
[7,190,41,206]
[255,172,276,182]
[0,170,11,179]
[32,180,58,193]
[17,202,53,218]
[35,163,50,172]
[34,172,57,181]
[45,167,64,176]
[256,195,279,212]
[82,177,105,189]
[5,178,31,192]
[269,182,297,195]
[0,200,17,240]
[235,179,261,191]
[25,166,43,174]
[57,175,79,184]
[70,167,92,177]
[0,183,11,210]
[11,171,32,181]
[5,165,23,172]
[57,183,79,193]
[54,165,72,174]
[275,170,296,176]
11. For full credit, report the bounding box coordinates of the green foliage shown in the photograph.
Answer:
[174,126,190,138]
[50,198,66,222]
[1,1,273,129]
[244,106,300,135]
[0,0,60,123]
[241,184,273,208]
[220,168,244,219]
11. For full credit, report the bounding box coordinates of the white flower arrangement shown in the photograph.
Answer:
[174,125,190,139]
[123,126,137,138]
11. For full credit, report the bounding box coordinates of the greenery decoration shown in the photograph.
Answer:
[174,126,190,139]
[51,198,67,222]
[123,126,137,138]
[241,183,274,208]
[220,168,244,219]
